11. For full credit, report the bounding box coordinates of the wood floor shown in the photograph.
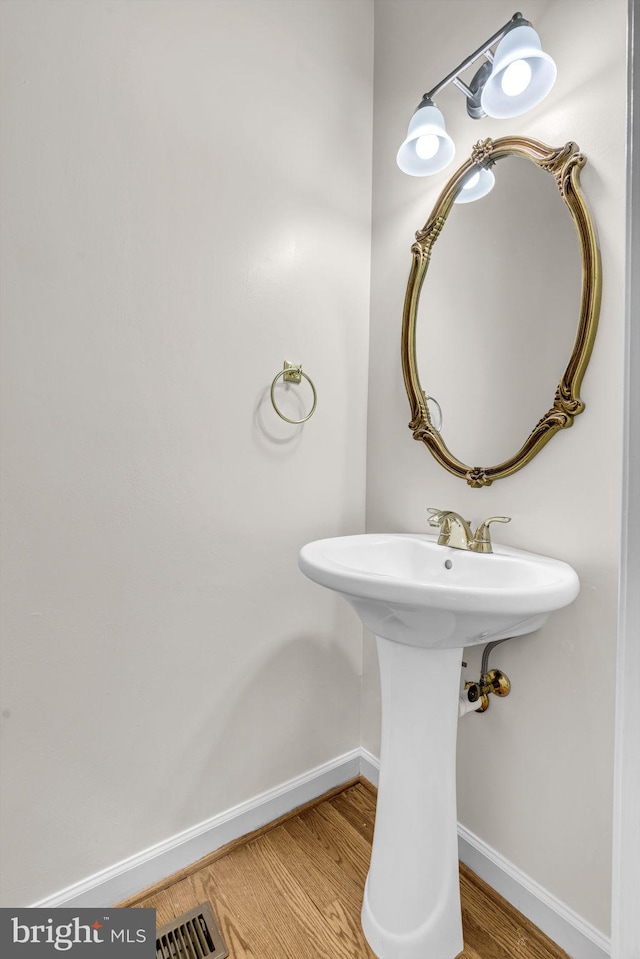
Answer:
[121,780,570,959]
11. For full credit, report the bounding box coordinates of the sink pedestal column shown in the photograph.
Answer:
[361,637,464,959]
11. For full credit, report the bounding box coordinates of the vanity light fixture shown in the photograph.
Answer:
[397,11,557,181]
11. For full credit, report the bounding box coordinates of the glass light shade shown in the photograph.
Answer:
[480,24,556,119]
[454,166,495,204]
[397,103,455,176]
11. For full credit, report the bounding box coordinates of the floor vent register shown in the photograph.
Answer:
[156,903,228,959]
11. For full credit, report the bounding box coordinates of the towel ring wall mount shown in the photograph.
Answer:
[270,361,317,425]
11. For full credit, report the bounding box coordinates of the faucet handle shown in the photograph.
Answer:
[427,507,445,526]
[428,508,468,528]
[428,508,473,527]
[472,516,511,554]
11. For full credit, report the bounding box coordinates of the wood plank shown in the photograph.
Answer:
[329,782,376,844]
[124,781,569,959]
[281,815,365,914]
[217,831,356,959]
[460,864,571,959]
[322,897,377,959]
[358,777,378,801]
[298,801,372,886]
[134,876,196,926]
[250,832,375,959]
[189,846,280,959]
[460,945,485,959]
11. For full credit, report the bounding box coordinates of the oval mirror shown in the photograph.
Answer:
[401,137,601,487]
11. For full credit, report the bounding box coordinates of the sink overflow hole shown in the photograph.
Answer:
[444,559,453,569]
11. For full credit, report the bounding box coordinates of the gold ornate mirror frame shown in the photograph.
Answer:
[401,136,602,487]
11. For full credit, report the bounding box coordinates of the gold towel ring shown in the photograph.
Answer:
[423,392,443,433]
[270,361,317,425]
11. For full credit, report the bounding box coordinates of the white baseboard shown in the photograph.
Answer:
[358,746,381,788]
[32,746,611,959]
[31,749,362,909]
[457,824,610,959]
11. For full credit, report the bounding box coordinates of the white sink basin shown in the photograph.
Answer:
[298,531,580,959]
[299,532,579,648]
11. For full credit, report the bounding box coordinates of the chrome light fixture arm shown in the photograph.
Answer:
[422,12,528,110]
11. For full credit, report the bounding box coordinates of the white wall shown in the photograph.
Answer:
[365,0,627,937]
[0,0,629,938]
[0,0,373,905]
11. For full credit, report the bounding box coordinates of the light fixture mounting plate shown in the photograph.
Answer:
[466,61,492,119]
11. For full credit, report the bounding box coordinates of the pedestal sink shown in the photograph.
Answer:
[298,533,579,959]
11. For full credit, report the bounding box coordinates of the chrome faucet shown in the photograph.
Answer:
[427,508,510,554]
